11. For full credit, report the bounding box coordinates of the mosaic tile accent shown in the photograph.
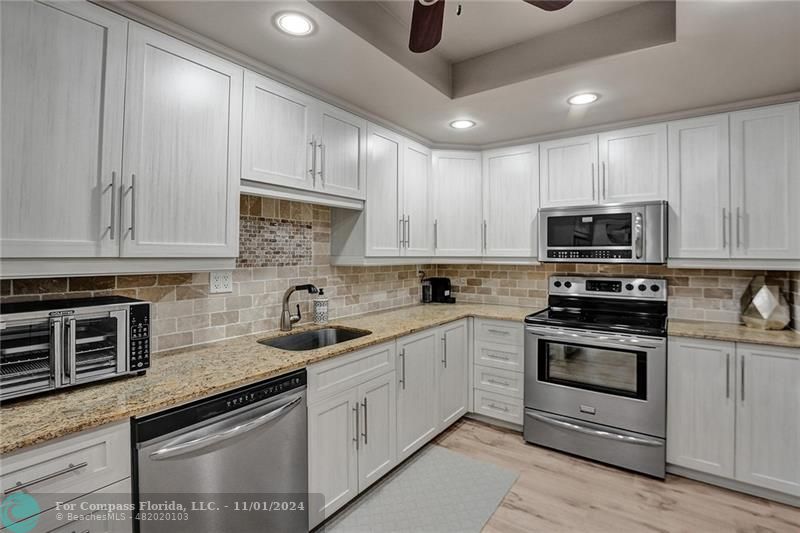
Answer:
[237,215,312,268]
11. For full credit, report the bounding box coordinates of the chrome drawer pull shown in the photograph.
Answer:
[486,353,509,361]
[4,462,88,495]
[487,402,509,413]
[486,329,510,335]
[487,378,511,387]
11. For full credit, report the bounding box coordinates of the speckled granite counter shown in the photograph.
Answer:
[0,303,531,455]
[669,319,800,349]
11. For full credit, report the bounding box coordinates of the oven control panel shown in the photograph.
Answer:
[129,303,151,371]
[550,276,667,300]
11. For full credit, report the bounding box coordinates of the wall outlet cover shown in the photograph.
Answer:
[210,271,233,294]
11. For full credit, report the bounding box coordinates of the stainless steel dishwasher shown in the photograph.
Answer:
[133,369,307,533]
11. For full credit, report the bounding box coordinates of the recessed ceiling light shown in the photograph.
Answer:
[450,119,476,129]
[567,93,599,105]
[275,12,314,36]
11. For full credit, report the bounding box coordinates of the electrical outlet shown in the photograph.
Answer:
[209,271,233,294]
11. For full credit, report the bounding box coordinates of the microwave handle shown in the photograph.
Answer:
[634,212,644,259]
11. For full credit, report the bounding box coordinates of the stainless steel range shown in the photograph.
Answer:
[523,275,668,478]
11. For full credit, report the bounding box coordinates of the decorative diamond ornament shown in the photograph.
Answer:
[740,276,790,330]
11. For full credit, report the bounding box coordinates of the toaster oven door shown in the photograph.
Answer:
[0,317,59,400]
[63,310,127,386]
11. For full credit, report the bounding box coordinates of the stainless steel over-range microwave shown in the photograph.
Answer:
[0,296,150,402]
[539,201,667,264]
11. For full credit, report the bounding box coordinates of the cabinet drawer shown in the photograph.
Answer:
[475,340,524,372]
[475,319,523,346]
[2,478,132,532]
[1,422,130,519]
[474,365,524,399]
[308,341,396,403]
[473,389,523,425]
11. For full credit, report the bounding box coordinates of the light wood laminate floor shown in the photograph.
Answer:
[434,419,800,533]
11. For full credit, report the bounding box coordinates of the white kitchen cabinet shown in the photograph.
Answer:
[668,114,731,259]
[242,71,316,191]
[437,320,469,428]
[357,372,397,491]
[539,134,598,208]
[482,144,539,257]
[396,329,439,461]
[121,24,242,258]
[0,0,127,258]
[598,124,667,203]
[402,140,434,256]
[667,338,736,477]
[318,103,367,199]
[735,343,800,496]
[730,103,800,259]
[308,388,359,527]
[432,151,483,256]
[365,124,403,256]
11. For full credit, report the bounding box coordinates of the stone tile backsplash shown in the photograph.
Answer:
[1,195,797,352]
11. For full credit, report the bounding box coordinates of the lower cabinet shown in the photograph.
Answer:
[667,337,800,497]
[438,320,469,428]
[471,319,525,425]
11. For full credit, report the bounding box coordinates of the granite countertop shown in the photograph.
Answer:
[0,303,530,455]
[668,319,800,348]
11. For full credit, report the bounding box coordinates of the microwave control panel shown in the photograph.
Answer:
[129,303,151,371]
[547,249,633,259]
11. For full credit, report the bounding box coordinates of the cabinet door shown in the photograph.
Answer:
[539,134,598,208]
[599,124,667,203]
[242,71,316,191]
[121,25,242,258]
[396,329,439,461]
[437,320,469,429]
[730,103,800,259]
[357,372,397,492]
[668,115,731,259]
[1,1,127,258]
[365,124,402,256]
[308,388,359,528]
[482,144,539,257]
[666,338,735,477]
[318,103,366,199]
[735,344,800,496]
[402,140,434,256]
[432,151,482,256]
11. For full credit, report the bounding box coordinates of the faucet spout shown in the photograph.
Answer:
[280,284,319,331]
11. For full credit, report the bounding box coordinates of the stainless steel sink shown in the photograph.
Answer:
[258,327,372,351]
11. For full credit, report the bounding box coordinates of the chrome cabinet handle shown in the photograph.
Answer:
[602,161,607,199]
[488,402,509,413]
[487,328,509,335]
[405,216,410,248]
[736,207,743,249]
[634,212,644,259]
[399,349,406,389]
[487,378,510,387]
[486,352,509,361]
[740,356,745,404]
[433,220,438,249]
[128,174,137,240]
[591,163,595,201]
[361,397,368,445]
[309,138,317,186]
[108,171,117,240]
[399,218,404,248]
[482,220,487,252]
[725,352,731,398]
[722,208,727,248]
[318,143,325,183]
[3,462,88,495]
[441,336,447,368]
[353,402,360,450]
[150,395,304,460]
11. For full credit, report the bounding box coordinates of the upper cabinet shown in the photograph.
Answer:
[402,141,434,257]
[1,1,128,258]
[539,134,598,208]
[432,151,483,256]
[242,71,366,200]
[482,144,539,257]
[599,124,667,203]
[121,25,242,258]
[730,103,800,259]
[365,124,403,256]
[668,114,731,259]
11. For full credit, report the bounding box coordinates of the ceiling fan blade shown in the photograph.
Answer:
[523,0,574,11]
[409,0,445,53]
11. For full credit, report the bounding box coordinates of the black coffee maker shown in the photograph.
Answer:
[422,277,455,304]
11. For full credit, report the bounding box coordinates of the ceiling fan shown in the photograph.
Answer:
[409,0,574,53]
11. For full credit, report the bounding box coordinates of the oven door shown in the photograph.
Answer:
[0,316,60,400]
[63,310,127,386]
[524,326,666,437]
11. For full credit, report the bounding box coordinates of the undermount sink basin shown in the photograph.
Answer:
[258,327,372,351]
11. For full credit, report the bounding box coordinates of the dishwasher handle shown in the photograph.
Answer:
[149,394,304,460]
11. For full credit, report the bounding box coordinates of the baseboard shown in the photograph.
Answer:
[667,465,800,508]
[465,412,523,433]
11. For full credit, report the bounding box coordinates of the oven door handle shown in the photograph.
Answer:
[149,394,303,460]
[525,326,664,349]
[526,411,663,447]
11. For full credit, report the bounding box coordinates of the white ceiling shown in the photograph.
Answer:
[130,0,800,145]
[378,0,645,62]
